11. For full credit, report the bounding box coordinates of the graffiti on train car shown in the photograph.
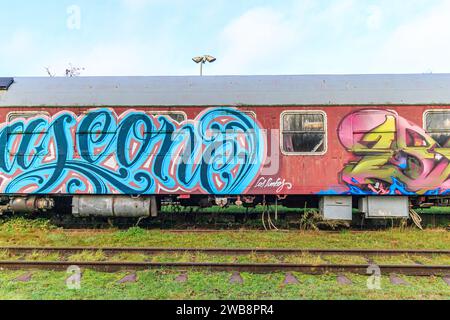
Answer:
[0,108,265,195]
[334,109,450,195]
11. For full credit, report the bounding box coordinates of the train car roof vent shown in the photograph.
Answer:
[0,78,14,90]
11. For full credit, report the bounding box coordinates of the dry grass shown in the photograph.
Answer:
[67,251,107,262]
[372,255,417,265]
[280,253,324,265]
[321,255,368,265]
[26,251,60,262]
[412,255,450,266]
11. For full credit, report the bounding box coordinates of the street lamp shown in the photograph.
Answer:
[192,55,216,76]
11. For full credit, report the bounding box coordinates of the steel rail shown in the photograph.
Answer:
[0,247,449,257]
[0,260,448,276]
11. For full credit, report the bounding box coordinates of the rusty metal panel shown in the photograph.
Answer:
[0,102,449,197]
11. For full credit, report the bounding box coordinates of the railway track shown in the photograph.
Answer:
[0,246,448,256]
[0,260,448,276]
[0,246,448,276]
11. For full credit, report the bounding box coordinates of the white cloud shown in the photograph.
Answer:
[75,43,151,76]
[319,0,357,31]
[367,5,382,30]
[121,0,156,11]
[4,30,34,56]
[210,1,370,75]
[212,7,300,75]
[373,0,450,73]
[211,1,450,75]
[45,40,178,76]
[77,50,138,76]
[6,1,450,77]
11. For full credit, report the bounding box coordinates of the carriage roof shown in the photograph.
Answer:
[1,74,450,107]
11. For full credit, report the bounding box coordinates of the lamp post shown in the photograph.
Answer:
[192,55,216,76]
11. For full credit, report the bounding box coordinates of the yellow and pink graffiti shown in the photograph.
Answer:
[338,109,450,195]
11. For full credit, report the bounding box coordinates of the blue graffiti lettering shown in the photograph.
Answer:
[0,108,265,195]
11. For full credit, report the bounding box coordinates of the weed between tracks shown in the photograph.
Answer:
[0,270,448,300]
[0,250,447,267]
[0,218,448,250]
[68,251,108,262]
[0,217,447,265]
[321,255,368,265]
[413,255,450,266]
[27,251,61,262]
[371,254,449,266]
[0,218,448,300]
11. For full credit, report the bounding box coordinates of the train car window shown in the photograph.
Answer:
[425,111,450,147]
[143,112,188,135]
[281,112,326,155]
[6,112,50,156]
[150,112,187,123]
[7,111,50,136]
[7,111,50,123]
[212,110,256,133]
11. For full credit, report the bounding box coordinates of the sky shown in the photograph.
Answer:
[1,0,450,76]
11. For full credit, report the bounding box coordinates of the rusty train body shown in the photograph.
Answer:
[1,74,450,220]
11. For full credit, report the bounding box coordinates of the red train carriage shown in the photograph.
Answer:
[1,74,450,221]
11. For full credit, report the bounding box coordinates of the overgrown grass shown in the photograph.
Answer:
[0,218,447,300]
[372,255,418,265]
[68,251,107,262]
[0,270,448,300]
[160,205,304,215]
[0,218,56,232]
[0,218,448,250]
[413,255,450,266]
[26,251,60,262]
[0,250,448,266]
[322,255,368,265]
[418,207,450,215]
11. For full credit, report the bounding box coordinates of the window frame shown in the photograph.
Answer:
[6,111,51,156]
[148,111,188,123]
[423,109,450,146]
[7,111,50,123]
[280,110,328,156]
[239,110,257,119]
